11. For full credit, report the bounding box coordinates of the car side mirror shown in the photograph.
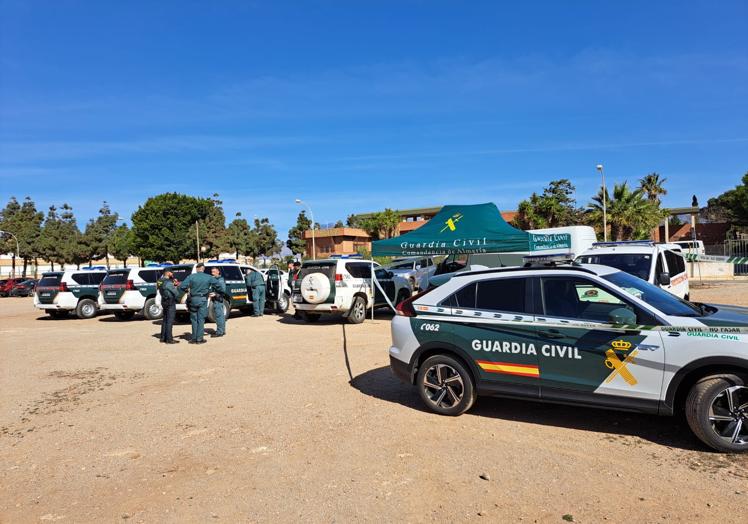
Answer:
[658,272,671,286]
[608,307,636,326]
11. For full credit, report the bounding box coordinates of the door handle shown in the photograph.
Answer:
[538,330,565,339]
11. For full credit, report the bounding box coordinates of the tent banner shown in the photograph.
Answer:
[372,203,572,257]
[529,233,573,252]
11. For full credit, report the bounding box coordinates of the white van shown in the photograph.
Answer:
[432,225,597,283]
[672,240,705,256]
[576,241,690,300]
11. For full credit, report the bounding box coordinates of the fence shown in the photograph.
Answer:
[724,239,748,276]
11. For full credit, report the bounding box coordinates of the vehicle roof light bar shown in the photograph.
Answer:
[591,240,655,248]
[522,253,576,267]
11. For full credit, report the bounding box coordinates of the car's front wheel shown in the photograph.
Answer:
[416,354,476,416]
[276,292,290,314]
[686,375,748,452]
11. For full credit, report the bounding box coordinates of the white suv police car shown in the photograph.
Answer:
[292,258,411,324]
[389,259,748,452]
[576,241,689,299]
[34,267,108,319]
[97,265,165,320]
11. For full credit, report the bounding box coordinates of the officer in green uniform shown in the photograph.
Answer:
[288,261,301,288]
[178,263,217,344]
[245,269,266,317]
[157,268,179,344]
[209,266,227,337]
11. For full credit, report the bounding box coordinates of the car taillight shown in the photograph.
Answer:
[396,287,436,317]
[335,273,346,287]
[125,279,135,291]
[59,282,68,292]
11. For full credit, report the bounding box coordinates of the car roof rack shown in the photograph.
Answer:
[81,266,107,271]
[522,253,576,267]
[329,254,363,259]
[591,240,655,248]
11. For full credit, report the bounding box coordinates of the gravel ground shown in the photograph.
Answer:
[1,283,747,523]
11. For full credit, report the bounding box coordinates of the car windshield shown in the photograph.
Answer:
[602,270,703,317]
[577,253,652,280]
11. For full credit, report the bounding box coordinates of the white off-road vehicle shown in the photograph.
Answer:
[576,241,690,300]
[97,265,165,320]
[34,267,108,319]
[292,258,411,324]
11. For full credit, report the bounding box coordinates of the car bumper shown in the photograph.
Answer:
[389,353,412,384]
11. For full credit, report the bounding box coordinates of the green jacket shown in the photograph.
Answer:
[288,269,300,287]
[211,276,227,302]
[157,277,178,302]
[245,271,265,288]
[179,271,217,297]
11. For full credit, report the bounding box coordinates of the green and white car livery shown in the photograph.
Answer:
[97,265,165,320]
[34,267,108,319]
[389,263,748,452]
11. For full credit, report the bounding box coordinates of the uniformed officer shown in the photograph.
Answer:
[178,263,217,344]
[245,268,266,317]
[288,261,301,288]
[157,268,179,344]
[209,266,227,337]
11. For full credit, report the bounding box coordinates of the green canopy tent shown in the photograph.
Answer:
[371,203,570,257]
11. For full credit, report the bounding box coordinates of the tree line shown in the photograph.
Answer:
[0,192,281,276]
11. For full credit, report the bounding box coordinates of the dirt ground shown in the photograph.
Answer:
[1,282,748,523]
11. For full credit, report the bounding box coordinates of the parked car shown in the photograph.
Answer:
[9,279,37,297]
[97,266,165,320]
[576,241,689,299]
[291,258,411,324]
[389,259,748,453]
[33,267,108,319]
[386,256,438,291]
[672,240,705,256]
[0,277,28,297]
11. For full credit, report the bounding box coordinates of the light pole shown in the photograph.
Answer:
[596,164,607,241]
[295,198,316,260]
[0,229,20,279]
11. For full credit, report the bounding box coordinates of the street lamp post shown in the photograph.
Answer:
[0,229,20,279]
[596,164,608,241]
[295,198,316,260]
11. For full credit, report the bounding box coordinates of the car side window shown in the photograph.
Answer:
[89,273,106,285]
[655,254,664,278]
[475,278,528,314]
[441,282,477,309]
[140,270,161,283]
[542,276,631,323]
[71,273,89,285]
[664,250,685,275]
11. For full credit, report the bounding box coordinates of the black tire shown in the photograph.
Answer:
[143,297,163,320]
[300,312,320,323]
[685,375,748,452]
[416,354,476,416]
[347,295,367,324]
[276,292,290,314]
[75,298,98,319]
[114,311,135,321]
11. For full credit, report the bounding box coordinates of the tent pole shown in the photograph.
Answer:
[371,260,374,321]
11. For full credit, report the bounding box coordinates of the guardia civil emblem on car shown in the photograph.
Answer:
[388,259,748,453]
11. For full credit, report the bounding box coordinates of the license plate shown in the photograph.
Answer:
[41,292,51,297]
[106,291,118,296]
[293,295,303,303]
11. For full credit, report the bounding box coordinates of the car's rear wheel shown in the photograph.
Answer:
[347,296,367,324]
[685,375,748,452]
[143,297,163,320]
[76,298,98,319]
[207,301,230,323]
[300,312,320,323]
[416,354,476,416]
[114,311,135,321]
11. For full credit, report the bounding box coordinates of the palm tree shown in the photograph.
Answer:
[588,182,664,240]
[639,173,667,204]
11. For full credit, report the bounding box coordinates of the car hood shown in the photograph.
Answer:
[698,303,748,328]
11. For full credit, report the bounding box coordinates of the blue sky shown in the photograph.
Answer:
[1,0,746,236]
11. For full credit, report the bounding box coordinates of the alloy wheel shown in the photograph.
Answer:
[422,364,464,409]
[708,385,748,445]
